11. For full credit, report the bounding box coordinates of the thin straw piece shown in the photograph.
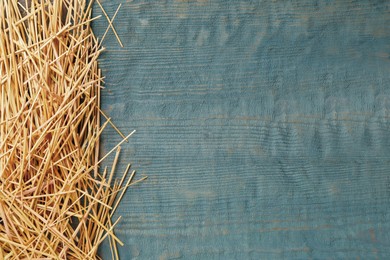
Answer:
[96,1,124,47]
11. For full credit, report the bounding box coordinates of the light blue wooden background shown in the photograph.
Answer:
[93,1,390,259]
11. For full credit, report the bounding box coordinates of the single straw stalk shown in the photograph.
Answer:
[0,0,143,259]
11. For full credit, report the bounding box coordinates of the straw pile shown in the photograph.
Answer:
[0,0,143,258]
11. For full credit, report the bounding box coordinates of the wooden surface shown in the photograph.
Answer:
[93,1,390,259]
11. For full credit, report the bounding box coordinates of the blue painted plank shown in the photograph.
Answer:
[93,1,390,259]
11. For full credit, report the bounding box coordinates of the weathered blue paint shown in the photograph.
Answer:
[93,1,390,259]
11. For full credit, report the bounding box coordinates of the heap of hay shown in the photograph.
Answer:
[0,1,143,258]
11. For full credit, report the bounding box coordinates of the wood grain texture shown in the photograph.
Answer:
[92,0,390,259]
